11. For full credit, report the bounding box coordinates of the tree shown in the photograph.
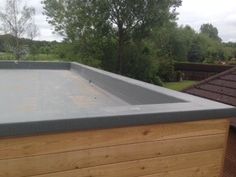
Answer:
[187,37,206,63]
[43,0,182,73]
[200,23,221,42]
[0,0,37,60]
[104,0,182,73]
[149,23,196,61]
[27,23,40,57]
[27,23,40,41]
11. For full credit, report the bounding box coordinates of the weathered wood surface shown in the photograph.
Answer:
[0,119,229,177]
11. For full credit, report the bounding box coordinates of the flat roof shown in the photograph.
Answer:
[0,69,128,121]
[0,61,235,137]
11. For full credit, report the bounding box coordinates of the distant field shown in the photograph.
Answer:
[26,54,61,61]
[0,53,61,61]
[164,80,197,91]
[0,53,15,60]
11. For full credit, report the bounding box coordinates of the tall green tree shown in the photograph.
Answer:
[149,23,196,61]
[187,38,205,63]
[42,0,182,73]
[200,23,221,42]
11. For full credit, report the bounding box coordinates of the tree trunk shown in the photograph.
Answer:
[15,32,20,61]
[16,37,20,60]
[117,23,124,74]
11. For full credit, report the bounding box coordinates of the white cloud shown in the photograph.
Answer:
[27,0,63,41]
[0,0,63,41]
[177,0,236,42]
[225,14,236,26]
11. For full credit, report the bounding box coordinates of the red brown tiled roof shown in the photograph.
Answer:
[184,66,236,126]
[184,66,236,106]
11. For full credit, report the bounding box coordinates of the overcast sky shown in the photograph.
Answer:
[177,0,236,42]
[1,0,236,42]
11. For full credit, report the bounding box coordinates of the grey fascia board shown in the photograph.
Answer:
[0,61,235,137]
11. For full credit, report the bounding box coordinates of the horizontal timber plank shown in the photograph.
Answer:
[29,149,223,177]
[0,119,228,160]
[140,165,220,177]
[0,134,225,177]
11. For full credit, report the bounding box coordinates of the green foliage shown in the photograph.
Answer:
[42,0,236,85]
[42,0,182,75]
[25,54,60,61]
[0,38,5,52]
[187,36,206,63]
[149,23,196,61]
[157,58,176,82]
[0,52,61,61]
[200,23,222,42]
[173,26,196,61]
[0,53,15,60]
[121,41,159,84]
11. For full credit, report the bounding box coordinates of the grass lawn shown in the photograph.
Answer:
[164,80,197,91]
[0,53,62,61]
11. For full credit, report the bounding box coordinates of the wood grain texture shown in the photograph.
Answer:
[27,149,224,177]
[220,119,230,177]
[0,134,225,177]
[0,119,228,160]
[0,119,229,177]
[140,165,220,177]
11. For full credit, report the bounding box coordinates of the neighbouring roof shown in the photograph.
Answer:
[175,62,234,73]
[185,66,236,106]
[184,66,236,126]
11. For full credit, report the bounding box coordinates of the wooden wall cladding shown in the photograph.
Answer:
[0,119,229,177]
